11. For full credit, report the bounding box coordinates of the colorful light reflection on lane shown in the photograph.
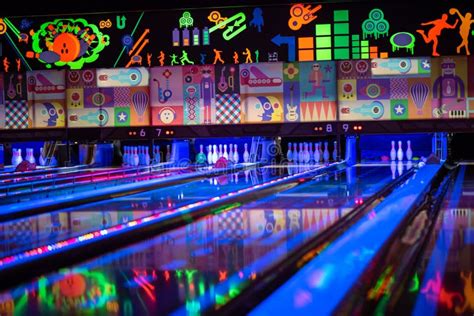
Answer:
[250,164,441,316]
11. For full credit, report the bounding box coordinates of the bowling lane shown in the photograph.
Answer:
[0,165,299,260]
[389,163,474,316]
[0,165,194,205]
[0,164,401,315]
[0,165,100,183]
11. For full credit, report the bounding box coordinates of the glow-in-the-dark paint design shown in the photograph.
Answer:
[28,18,110,69]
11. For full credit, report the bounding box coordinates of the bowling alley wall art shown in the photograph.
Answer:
[0,57,473,128]
[0,1,473,128]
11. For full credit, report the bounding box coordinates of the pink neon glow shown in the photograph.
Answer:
[0,166,324,268]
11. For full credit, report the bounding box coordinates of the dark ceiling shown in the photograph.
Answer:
[1,0,382,17]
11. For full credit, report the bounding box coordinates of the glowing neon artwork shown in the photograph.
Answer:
[288,4,322,31]
[179,11,194,28]
[0,19,6,35]
[390,32,416,55]
[362,9,389,40]
[209,12,247,41]
[27,18,110,69]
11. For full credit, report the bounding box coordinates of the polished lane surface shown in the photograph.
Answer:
[0,164,402,315]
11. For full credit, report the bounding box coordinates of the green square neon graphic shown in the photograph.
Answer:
[361,40,369,47]
[334,10,349,22]
[334,23,349,35]
[316,36,332,48]
[352,42,360,48]
[361,46,369,53]
[315,24,331,36]
[334,48,350,59]
[352,34,359,40]
[352,47,360,53]
[316,49,332,60]
[334,36,349,47]
[352,53,360,59]
[361,52,369,59]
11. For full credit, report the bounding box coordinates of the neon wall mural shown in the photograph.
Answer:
[0,56,472,129]
[0,2,473,129]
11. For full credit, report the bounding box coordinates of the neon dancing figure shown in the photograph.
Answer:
[449,8,474,55]
[417,14,458,56]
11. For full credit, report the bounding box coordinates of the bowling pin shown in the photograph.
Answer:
[145,147,150,165]
[318,142,323,162]
[332,141,337,162]
[303,143,310,164]
[218,144,223,159]
[314,143,320,164]
[298,143,304,164]
[287,142,293,162]
[323,142,330,163]
[243,143,250,163]
[397,140,403,161]
[406,140,413,161]
[133,147,139,166]
[212,144,218,163]
[166,144,171,162]
[207,145,213,164]
[233,144,239,163]
[390,141,396,161]
[309,143,314,163]
[223,144,229,160]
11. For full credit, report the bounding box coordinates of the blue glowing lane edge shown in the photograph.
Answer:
[1,163,258,215]
[250,164,441,316]
[412,165,466,316]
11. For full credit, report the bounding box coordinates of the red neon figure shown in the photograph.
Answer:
[417,14,458,56]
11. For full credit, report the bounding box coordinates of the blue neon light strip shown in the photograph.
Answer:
[250,164,441,316]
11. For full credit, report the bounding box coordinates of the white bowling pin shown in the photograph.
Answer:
[287,142,293,162]
[133,147,139,166]
[145,147,150,165]
[319,142,323,162]
[298,143,304,164]
[212,144,218,163]
[406,140,413,161]
[332,141,337,162]
[243,143,250,163]
[233,144,239,163]
[397,140,403,161]
[207,145,213,164]
[323,142,330,163]
[303,143,310,163]
[293,143,298,163]
[218,144,222,159]
[390,140,396,161]
[314,143,320,164]
[223,144,229,160]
